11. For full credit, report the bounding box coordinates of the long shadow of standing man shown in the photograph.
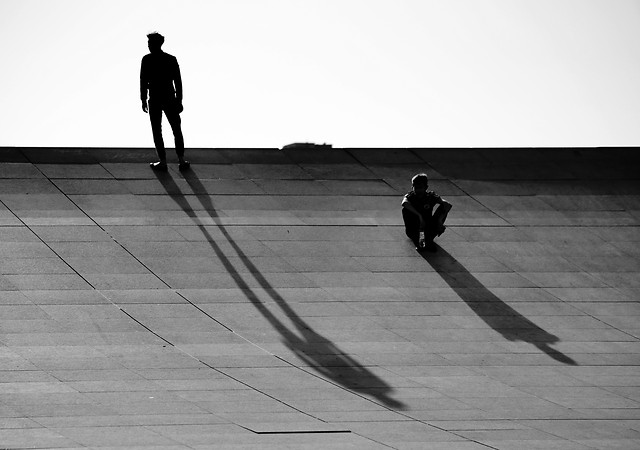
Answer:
[141,32,190,172]
[151,170,406,410]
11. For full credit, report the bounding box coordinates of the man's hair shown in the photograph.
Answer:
[411,173,429,187]
[147,32,165,46]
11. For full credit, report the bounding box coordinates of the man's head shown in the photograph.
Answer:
[147,32,164,53]
[411,173,429,194]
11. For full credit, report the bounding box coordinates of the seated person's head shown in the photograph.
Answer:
[411,173,429,194]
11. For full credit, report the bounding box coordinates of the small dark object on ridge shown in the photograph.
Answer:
[281,142,332,151]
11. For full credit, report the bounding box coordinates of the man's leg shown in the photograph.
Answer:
[432,205,449,236]
[422,207,449,251]
[149,100,166,163]
[165,103,185,161]
[402,208,420,247]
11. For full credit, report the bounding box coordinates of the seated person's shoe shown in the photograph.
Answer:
[436,225,446,237]
[417,241,437,252]
[425,241,438,252]
[150,161,168,171]
[178,161,191,171]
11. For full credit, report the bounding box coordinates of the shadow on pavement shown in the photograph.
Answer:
[154,170,406,410]
[421,246,578,366]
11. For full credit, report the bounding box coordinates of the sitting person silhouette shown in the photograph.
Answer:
[402,173,452,252]
[140,32,189,171]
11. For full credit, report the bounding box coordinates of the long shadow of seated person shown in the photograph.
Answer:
[153,169,406,410]
[420,246,577,366]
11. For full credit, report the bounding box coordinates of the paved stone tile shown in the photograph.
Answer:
[30,225,113,242]
[4,274,92,290]
[36,163,114,179]
[53,179,131,195]
[0,428,79,448]
[0,163,44,178]
[0,178,59,194]
[318,179,398,195]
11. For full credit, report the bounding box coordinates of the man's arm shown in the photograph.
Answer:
[437,198,452,213]
[402,195,428,230]
[140,57,149,112]
[174,58,183,103]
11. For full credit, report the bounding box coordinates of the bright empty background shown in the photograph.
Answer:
[1,0,639,148]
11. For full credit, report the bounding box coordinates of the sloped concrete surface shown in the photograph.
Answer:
[0,147,639,449]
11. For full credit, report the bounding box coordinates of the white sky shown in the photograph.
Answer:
[1,0,639,148]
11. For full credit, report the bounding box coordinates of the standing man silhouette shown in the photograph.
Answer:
[140,32,190,171]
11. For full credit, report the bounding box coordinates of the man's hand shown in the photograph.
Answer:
[142,100,148,113]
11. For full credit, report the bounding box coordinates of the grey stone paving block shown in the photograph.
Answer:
[275,194,395,211]
[348,148,424,165]
[0,163,44,178]
[319,179,397,196]
[472,195,556,211]
[252,179,330,195]
[53,425,180,446]
[30,225,113,242]
[48,241,130,257]
[20,289,109,305]
[101,162,164,179]
[0,428,78,448]
[0,211,21,226]
[1,193,82,211]
[83,274,167,290]
[100,289,185,304]
[16,211,94,227]
[0,257,73,275]
[0,291,32,305]
[101,225,187,242]
[36,164,114,179]
[127,178,265,196]
[184,163,247,179]
[4,274,92,290]
[0,226,41,242]
[299,163,378,179]
[235,163,312,179]
[0,179,59,194]
[69,194,147,211]
[281,256,369,273]
[365,163,446,180]
[64,257,151,275]
[195,194,284,211]
[53,179,131,195]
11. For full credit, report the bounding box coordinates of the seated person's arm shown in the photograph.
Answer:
[402,196,421,216]
[437,198,452,212]
[402,196,427,229]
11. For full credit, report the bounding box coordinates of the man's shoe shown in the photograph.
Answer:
[150,161,168,171]
[178,161,191,171]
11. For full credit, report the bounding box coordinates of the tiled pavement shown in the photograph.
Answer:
[0,146,639,449]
